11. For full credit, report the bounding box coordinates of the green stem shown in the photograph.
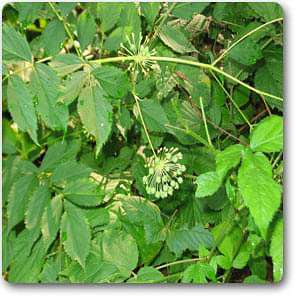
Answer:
[212,17,283,66]
[199,96,214,149]
[132,93,157,158]
[155,257,207,271]
[90,55,282,102]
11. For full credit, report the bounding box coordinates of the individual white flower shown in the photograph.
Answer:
[143,147,186,199]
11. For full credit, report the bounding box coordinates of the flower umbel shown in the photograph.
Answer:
[119,32,158,76]
[143,147,186,199]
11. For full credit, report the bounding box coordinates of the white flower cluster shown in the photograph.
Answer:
[119,33,158,76]
[143,147,186,199]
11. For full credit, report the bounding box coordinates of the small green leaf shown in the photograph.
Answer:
[63,178,104,207]
[229,38,263,66]
[127,267,165,283]
[61,201,91,268]
[238,150,282,238]
[40,139,81,172]
[52,160,92,186]
[77,11,96,51]
[93,66,130,98]
[78,85,113,155]
[248,3,283,21]
[216,144,244,177]
[139,99,169,133]
[270,217,283,282]
[3,24,32,62]
[167,225,214,257]
[49,54,84,77]
[25,184,51,230]
[7,173,38,230]
[102,229,139,277]
[31,63,69,131]
[159,24,197,54]
[195,171,222,198]
[250,116,283,153]
[96,3,122,32]
[172,2,209,19]
[182,263,216,283]
[40,19,66,56]
[141,3,161,26]
[7,75,38,144]
[41,194,63,248]
[59,71,88,105]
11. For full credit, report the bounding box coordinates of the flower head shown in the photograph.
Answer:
[143,147,186,199]
[119,32,158,76]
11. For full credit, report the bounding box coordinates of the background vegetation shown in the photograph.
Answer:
[2,2,283,283]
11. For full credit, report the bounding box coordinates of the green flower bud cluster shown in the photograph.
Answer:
[143,147,186,199]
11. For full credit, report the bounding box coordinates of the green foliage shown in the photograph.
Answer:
[2,2,283,284]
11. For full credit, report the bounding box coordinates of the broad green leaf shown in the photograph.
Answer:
[64,243,119,283]
[233,242,251,269]
[93,66,130,98]
[159,24,197,54]
[217,226,243,262]
[250,116,283,153]
[51,160,92,186]
[216,144,244,177]
[141,3,161,26]
[63,178,104,207]
[243,275,266,284]
[195,171,222,198]
[172,2,209,19]
[7,75,38,144]
[31,63,69,131]
[103,26,132,52]
[127,267,165,283]
[39,256,60,283]
[61,201,91,268]
[25,184,51,230]
[139,99,169,133]
[78,85,113,155]
[121,198,165,244]
[59,71,88,105]
[3,156,37,203]
[270,217,283,282]
[182,262,216,283]
[167,225,214,257]
[40,139,81,172]
[40,19,66,56]
[118,3,141,35]
[254,47,283,110]
[49,54,84,77]
[229,38,263,66]
[41,195,63,248]
[77,11,96,51]
[96,3,122,32]
[84,207,109,228]
[7,173,38,230]
[14,2,45,23]
[58,2,76,16]
[248,3,283,21]
[8,236,46,283]
[238,150,282,238]
[102,229,139,277]
[2,120,18,154]
[3,24,32,62]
